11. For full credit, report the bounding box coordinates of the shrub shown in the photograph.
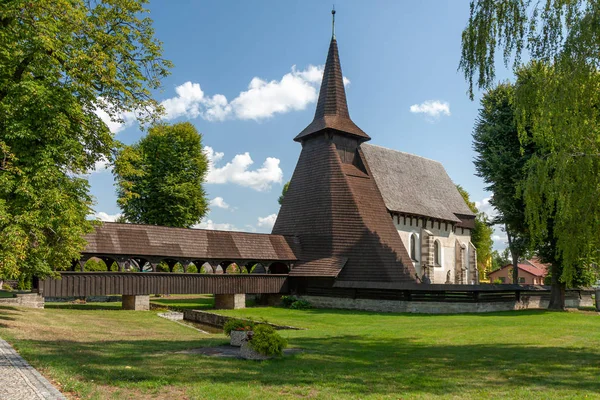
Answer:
[248,324,287,356]
[2,283,12,292]
[223,319,255,337]
[281,295,298,308]
[290,299,312,310]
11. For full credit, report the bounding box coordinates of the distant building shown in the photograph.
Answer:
[487,258,548,285]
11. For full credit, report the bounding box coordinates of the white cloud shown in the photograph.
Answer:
[475,197,497,219]
[94,64,351,132]
[157,64,350,123]
[409,100,451,118]
[94,212,122,222]
[209,197,230,210]
[88,157,111,174]
[257,213,277,229]
[192,219,241,231]
[203,146,283,191]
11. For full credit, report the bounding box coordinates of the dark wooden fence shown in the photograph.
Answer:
[288,277,592,304]
[38,272,289,297]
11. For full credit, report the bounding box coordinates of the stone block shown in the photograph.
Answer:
[122,295,150,311]
[214,294,245,309]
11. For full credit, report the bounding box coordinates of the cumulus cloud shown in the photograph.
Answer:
[209,197,230,210]
[158,64,350,123]
[193,219,241,231]
[94,212,122,222]
[203,146,283,191]
[88,157,111,175]
[410,100,451,118]
[257,213,277,229]
[475,197,498,220]
[95,64,350,132]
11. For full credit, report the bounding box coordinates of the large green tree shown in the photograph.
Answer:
[460,0,600,292]
[471,83,531,286]
[114,122,209,227]
[456,185,494,280]
[0,0,170,280]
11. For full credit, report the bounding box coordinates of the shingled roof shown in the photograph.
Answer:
[361,144,475,223]
[274,31,415,282]
[84,222,298,261]
[294,37,370,142]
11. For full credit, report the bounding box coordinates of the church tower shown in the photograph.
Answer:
[272,11,416,283]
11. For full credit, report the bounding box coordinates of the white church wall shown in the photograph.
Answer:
[392,215,474,284]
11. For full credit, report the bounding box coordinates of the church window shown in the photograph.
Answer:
[434,240,441,267]
[410,234,417,261]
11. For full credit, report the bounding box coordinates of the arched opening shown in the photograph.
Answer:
[268,262,289,274]
[433,240,441,267]
[100,257,119,271]
[186,264,198,273]
[246,262,266,274]
[224,262,242,274]
[197,262,214,274]
[84,257,107,271]
[156,261,170,272]
[410,234,417,261]
[214,265,224,274]
[172,263,185,273]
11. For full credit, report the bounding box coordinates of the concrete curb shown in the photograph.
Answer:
[0,337,66,400]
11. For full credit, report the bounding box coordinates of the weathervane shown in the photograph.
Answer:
[332,5,336,39]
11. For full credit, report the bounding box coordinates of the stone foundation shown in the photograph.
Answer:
[0,293,44,309]
[299,291,594,314]
[122,295,150,311]
[214,294,245,309]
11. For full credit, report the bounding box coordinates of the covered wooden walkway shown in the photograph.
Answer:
[75,222,299,275]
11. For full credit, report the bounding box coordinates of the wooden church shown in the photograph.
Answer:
[273,18,477,291]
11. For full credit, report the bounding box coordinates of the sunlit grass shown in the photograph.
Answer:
[0,301,599,399]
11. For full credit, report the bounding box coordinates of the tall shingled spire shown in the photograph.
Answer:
[294,10,370,142]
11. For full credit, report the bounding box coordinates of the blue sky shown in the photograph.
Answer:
[90,0,513,250]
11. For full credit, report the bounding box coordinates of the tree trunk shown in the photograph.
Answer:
[506,226,519,284]
[547,262,566,310]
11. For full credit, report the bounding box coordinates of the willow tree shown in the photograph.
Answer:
[0,0,171,280]
[460,1,600,304]
[114,122,209,228]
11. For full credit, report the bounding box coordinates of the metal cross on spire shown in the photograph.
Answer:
[332,6,336,39]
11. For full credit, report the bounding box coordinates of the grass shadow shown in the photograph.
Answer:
[13,334,600,398]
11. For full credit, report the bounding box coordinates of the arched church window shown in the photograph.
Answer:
[434,240,440,267]
[410,234,417,261]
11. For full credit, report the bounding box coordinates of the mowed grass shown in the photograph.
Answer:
[0,299,599,400]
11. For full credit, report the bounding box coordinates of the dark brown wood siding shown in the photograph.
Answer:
[39,273,288,297]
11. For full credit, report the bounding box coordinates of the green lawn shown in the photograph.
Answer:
[0,300,599,399]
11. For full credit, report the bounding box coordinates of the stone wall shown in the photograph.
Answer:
[0,293,44,309]
[299,290,594,314]
[183,309,302,330]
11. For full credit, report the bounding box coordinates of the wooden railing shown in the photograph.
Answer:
[38,272,289,297]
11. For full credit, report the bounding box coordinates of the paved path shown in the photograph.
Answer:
[0,337,66,400]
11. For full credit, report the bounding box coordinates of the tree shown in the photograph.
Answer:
[114,122,209,228]
[471,83,532,286]
[278,181,290,206]
[460,1,600,296]
[0,1,171,280]
[490,249,510,273]
[456,185,494,280]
